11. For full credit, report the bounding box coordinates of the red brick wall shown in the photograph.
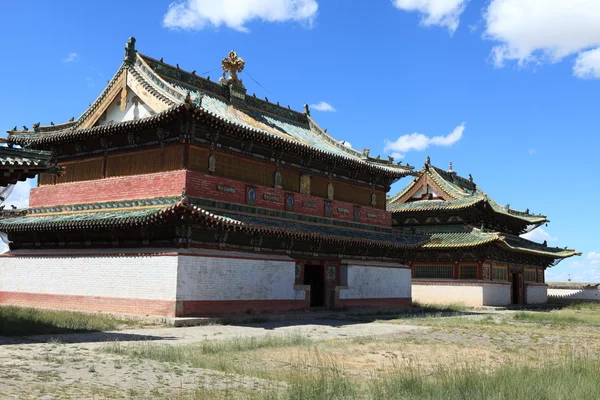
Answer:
[29,169,391,227]
[30,170,187,207]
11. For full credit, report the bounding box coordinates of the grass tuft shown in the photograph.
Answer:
[0,305,134,336]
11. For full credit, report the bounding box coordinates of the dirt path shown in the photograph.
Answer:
[0,319,427,399]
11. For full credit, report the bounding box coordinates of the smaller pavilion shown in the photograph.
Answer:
[388,158,579,306]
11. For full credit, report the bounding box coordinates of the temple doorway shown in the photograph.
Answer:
[304,264,325,308]
[511,272,521,304]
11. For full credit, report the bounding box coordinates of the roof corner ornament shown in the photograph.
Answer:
[124,37,136,65]
[220,50,245,88]
[362,148,370,158]
[448,161,453,172]
[468,173,473,182]
[303,104,310,116]
[425,155,430,165]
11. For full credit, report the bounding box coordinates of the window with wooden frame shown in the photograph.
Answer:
[524,269,537,282]
[492,267,508,281]
[459,265,478,280]
[413,265,453,279]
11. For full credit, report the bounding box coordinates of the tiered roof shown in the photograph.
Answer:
[0,143,60,187]
[409,225,578,259]
[0,196,427,250]
[388,160,547,226]
[389,158,579,262]
[6,38,411,180]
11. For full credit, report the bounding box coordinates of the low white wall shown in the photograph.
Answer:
[483,283,511,306]
[176,251,303,301]
[548,288,600,301]
[0,252,178,300]
[526,285,548,304]
[340,263,410,299]
[412,282,483,306]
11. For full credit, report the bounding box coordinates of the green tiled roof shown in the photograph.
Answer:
[0,145,59,186]
[6,42,411,179]
[0,200,428,249]
[410,225,500,248]
[397,224,578,258]
[387,162,548,224]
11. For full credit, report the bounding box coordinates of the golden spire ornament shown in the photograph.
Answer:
[221,50,245,87]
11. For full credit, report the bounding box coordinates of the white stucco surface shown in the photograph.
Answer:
[176,254,303,301]
[340,264,410,299]
[483,283,511,306]
[526,285,548,304]
[412,283,484,306]
[548,288,599,301]
[0,254,178,300]
[99,88,155,126]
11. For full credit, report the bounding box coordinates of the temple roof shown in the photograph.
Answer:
[407,225,579,258]
[0,198,428,250]
[0,144,60,187]
[6,38,411,179]
[387,159,548,225]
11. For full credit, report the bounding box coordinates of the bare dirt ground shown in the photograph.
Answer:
[1,310,599,399]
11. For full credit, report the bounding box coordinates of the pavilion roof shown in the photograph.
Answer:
[0,144,60,187]
[387,160,548,225]
[404,224,579,259]
[0,197,428,250]
[5,38,411,180]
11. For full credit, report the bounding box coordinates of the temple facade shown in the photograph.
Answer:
[388,158,579,306]
[0,38,427,317]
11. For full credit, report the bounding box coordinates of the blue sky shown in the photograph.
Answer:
[1,1,599,281]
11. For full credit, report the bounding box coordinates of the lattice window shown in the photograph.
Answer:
[56,158,104,184]
[38,173,55,186]
[460,265,478,280]
[189,146,209,173]
[413,265,453,279]
[163,146,183,171]
[524,269,537,282]
[493,267,508,281]
[214,152,275,187]
[106,150,161,177]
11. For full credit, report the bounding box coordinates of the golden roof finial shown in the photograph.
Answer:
[221,50,245,86]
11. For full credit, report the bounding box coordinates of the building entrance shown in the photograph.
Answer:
[511,272,521,305]
[303,264,325,308]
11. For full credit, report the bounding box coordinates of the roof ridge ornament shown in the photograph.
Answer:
[220,50,245,88]
[124,37,136,65]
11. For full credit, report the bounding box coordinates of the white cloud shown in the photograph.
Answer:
[163,0,318,32]
[341,141,352,148]
[384,124,464,159]
[0,180,33,253]
[547,252,600,282]
[391,0,468,34]
[521,227,558,243]
[484,0,600,75]
[310,101,335,112]
[528,148,536,154]
[63,52,80,63]
[573,48,600,79]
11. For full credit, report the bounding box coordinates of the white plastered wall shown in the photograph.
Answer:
[548,288,600,301]
[98,87,155,126]
[526,285,548,304]
[483,283,511,306]
[0,249,178,301]
[412,282,483,306]
[176,250,304,301]
[340,263,410,299]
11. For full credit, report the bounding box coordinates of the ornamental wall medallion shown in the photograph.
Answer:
[246,187,256,206]
[325,201,333,217]
[274,171,283,189]
[300,174,311,195]
[208,154,216,173]
[353,207,361,222]
[327,266,337,281]
[327,183,334,200]
[286,193,295,211]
